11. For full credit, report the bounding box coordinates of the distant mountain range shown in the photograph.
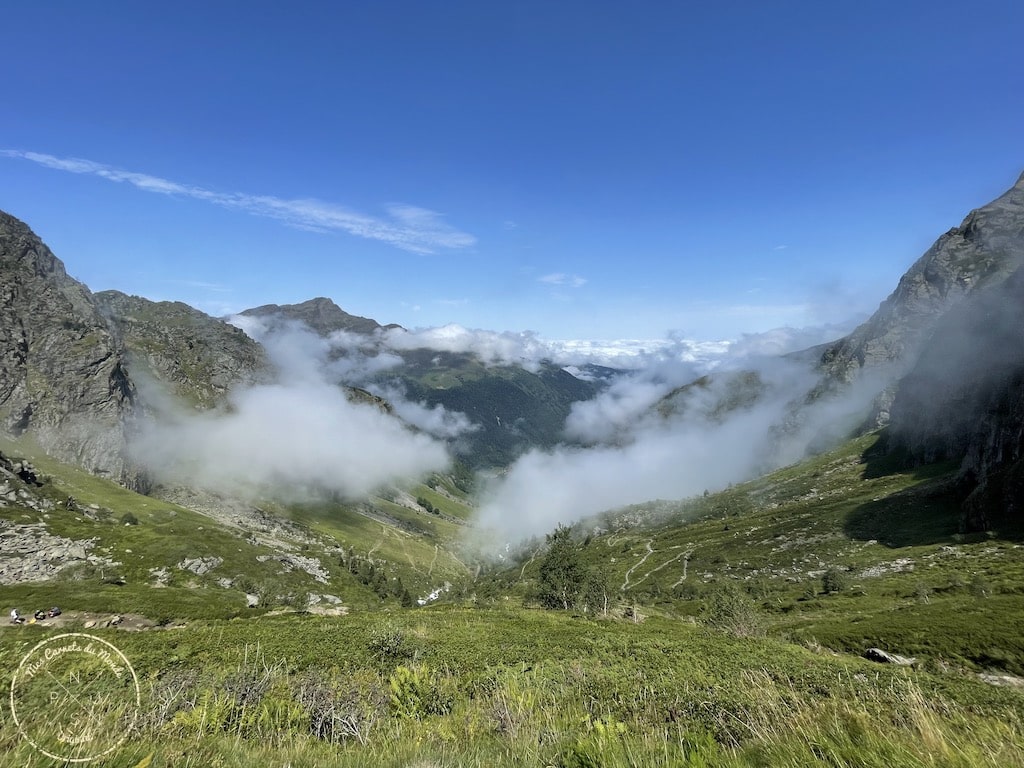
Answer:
[1,169,1022,531]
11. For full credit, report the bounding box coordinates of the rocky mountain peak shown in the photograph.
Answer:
[820,172,1024,387]
[0,210,137,482]
[239,296,393,336]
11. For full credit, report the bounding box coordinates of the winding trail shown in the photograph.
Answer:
[621,539,655,591]
[367,529,384,557]
[671,550,694,588]
[630,551,689,589]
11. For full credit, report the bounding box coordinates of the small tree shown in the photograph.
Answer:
[702,583,765,637]
[822,567,847,595]
[537,525,585,610]
[581,567,612,617]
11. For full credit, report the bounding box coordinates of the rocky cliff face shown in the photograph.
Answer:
[0,211,137,481]
[817,171,1024,423]
[818,171,1024,532]
[887,266,1024,531]
[96,290,269,409]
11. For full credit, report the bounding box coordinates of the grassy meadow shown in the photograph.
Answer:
[1,431,1023,765]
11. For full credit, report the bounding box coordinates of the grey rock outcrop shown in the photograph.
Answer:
[95,290,269,409]
[0,519,120,584]
[177,555,224,576]
[863,647,917,666]
[819,171,1024,391]
[887,265,1024,530]
[0,211,137,481]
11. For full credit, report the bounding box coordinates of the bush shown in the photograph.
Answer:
[387,665,451,719]
[368,624,419,666]
[822,567,847,595]
[702,583,766,638]
[970,573,991,598]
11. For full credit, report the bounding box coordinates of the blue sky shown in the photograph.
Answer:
[2,2,1022,343]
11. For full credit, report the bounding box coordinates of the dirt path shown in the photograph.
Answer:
[631,550,689,589]
[671,550,694,588]
[621,539,655,591]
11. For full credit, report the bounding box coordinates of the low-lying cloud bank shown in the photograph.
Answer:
[135,307,864,537]
[131,323,451,499]
[475,354,886,542]
[379,321,853,373]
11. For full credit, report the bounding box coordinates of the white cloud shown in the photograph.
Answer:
[474,355,884,542]
[539,273,587,288]
[373,384,480,440]
[131,322,450,499]
[2,149,475,254]
[382,325,552,371]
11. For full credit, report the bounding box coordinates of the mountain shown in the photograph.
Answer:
[886,264,1024,532]
[814,171,1024,532]
[385,348,601,468]
[95,290,269,409]
[2,185,1024,767]
[0,211,137,483]
[240,298,605,468]
[817,171,1024,419]
[239,296,396,335]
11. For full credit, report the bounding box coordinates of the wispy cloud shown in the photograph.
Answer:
[539,272,587,288]
[1,149,476,255]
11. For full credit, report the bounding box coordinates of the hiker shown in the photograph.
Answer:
[34,609,46,621]
[10,608,24,625]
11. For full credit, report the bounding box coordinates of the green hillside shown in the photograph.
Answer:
[2,429,1023,766]
[480,431,1024,676]
[381,349,601,469]
[0,433,470,621]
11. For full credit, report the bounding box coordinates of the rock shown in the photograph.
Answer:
[978,673,1024,688]
[94,290,268,410]
[0,519,118,585]
[819,172,1024,392]
[0,211,138,483]
[864,648,917,666]
[177,556,223,576]
[246,593,259,608]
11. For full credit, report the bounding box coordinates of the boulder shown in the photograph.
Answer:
[863,647,917,666]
